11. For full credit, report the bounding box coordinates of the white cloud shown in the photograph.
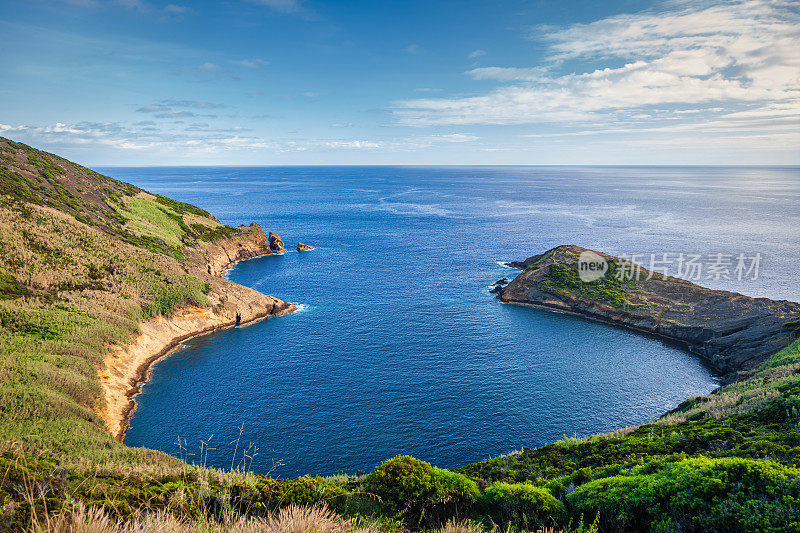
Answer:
[160,99,225,109]
[248,0,301,13]
[467,66,548,82]
[230,58,269,69]
[3,119,389,155]
[404,44,426,55]
[163,4,190,14]
[177,62,237,80]
[159,4,191,21]
[189,62,220,72]
[155,110,195,118]
[468,49,487,59]
[319,140,381,149]
[394,0,800,133]
[136,99,224,119]
[424,133,480,143]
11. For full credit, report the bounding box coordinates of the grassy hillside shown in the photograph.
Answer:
[0,137,256,472]
[1,137,799,532]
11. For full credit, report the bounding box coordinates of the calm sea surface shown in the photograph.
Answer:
[97,166,800,477]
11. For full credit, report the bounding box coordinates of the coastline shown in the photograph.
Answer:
[498,245,800,382]
[97,230,297,441]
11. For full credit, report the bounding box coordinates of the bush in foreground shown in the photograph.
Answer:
[364,455,480,527]
[568,456,800,532]
[482,481,566,529]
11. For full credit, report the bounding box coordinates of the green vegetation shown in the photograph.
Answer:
[152,192,213,218]
[118,194,194,248]
[544,260,636,307]
[0,272,32,300]
[786,317,800,336]
[0,136,247,261]
[0,137,247,474]
[482,482,566,528]
[7,335,800,532]
[568,457,800,531]
[115,192,228,256]
[2,136,800,531]
[363,456,480,527]
[453,339,800,531]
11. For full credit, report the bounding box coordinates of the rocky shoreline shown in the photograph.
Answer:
[495,245,800,381]
[97,225,297,441]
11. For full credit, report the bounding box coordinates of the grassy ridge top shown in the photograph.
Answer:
[0,137,237,261]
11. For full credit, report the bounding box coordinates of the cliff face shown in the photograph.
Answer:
[498,245,800,378]
[188,223,275,276]
[100,229,295,440]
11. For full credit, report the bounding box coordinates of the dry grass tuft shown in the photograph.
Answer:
[438,518,485,533]
[31,503,384,533]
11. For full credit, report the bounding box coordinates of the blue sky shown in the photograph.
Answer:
[1,0,798,165]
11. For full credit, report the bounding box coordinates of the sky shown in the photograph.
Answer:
[0,0,798,165]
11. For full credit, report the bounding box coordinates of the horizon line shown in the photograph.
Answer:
[92,163,800,169]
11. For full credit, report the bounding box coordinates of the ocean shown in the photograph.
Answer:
[97,166,800,477]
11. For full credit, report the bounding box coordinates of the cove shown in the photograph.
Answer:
[115,166,800,477]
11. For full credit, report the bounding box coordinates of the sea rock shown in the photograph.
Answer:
[489,278,509,294]
[297,242,314,251]
[269,232,286,253]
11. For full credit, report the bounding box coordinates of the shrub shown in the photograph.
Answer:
[364,456,479,527]
[141,276,210,318]
[481,482,566,528]
[567,457,800,532]
[261,476,348,509]
[544,262,631,307]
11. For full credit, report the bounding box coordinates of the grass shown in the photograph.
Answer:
[116,192,223,251]
[0,137,249,261]
[117,194,191,248]
[543,261,637,308]
[0,138,242,474]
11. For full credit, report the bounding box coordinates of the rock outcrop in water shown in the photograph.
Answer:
[497,245,800,379]
[269,231,287,253]
[193,223,273,276]
[297,242,314,251]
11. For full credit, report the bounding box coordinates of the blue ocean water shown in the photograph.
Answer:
[98,166,800,477]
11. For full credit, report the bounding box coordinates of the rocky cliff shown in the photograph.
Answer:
[497,245,800,379]
[100,228,296,440]
[187,223,275,276]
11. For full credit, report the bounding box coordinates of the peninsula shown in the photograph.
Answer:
[495,245,800,379]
